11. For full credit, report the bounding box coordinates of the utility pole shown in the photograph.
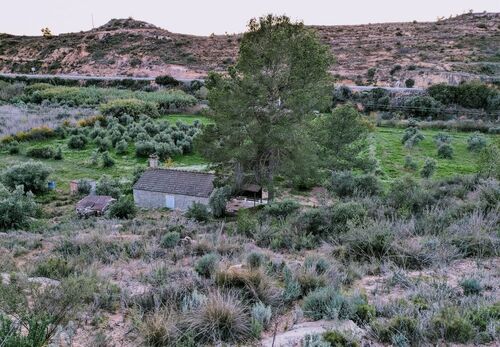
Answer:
[91,13,95,29]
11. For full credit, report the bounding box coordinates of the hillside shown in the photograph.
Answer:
[0,13,499,86]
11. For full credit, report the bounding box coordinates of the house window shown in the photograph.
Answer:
[165,195,175,209]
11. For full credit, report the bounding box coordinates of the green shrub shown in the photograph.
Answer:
[68,134,88,149]
[26,146,55,159]
[23,82,52,95]
[420,158,437,178]
[478,145,500,179]
[390,65,402,75]
[2,161,51,194]
[341,222,394,261]
[101,151,115,168]
[263,200,300,220]
[302,287,355,321]
[115,139,129,154]
[466,303,500,341]
[323,330,359,347]
[354,174,383,196]
[433,132,451,144]
[428,82,498,110]
[251,302,272,331]
[282,268,301,303]
[331,172,383,197]
[402,126,424,147]
[353,303,376,324]
[160,232,181,248]
[467,133,487,152]
[194,253,219,278]
[366,68,376,81]
[450,233,499,258]
[155,75,180,88]
[7,141,20,154]
[246,252,265,269]
[374,315,421,345]
[428,83,457,105]
[95,175,121,199]
[108,196,135,219]
[456,82,497,109]
[0,185,39,230]
[459,278,483,296]
[32,257,74,279]
[294,208,330,239]
[431,307,474,343]
[95,136,112,152]
[0,314,50,347]
[24,85,196,109]
[135,141,156,158]
[437,143,453,159]
[100,98,160,118]
[404,156,418,171]
[236,209,257,237]
[0,277,94,347]
[405,79,415,88]
[404,96,443,119]
[0,81,25,101]
[296,268,327,295]
[186,202,210,222]
[53,147,63,160]
[387,176,433,214]
[209,186,231,218]
[330,202,367,233]
[77,179,92,195]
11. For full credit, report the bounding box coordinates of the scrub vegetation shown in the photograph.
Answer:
[0,13,498,347]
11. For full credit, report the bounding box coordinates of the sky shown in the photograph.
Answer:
[1,0,499,36]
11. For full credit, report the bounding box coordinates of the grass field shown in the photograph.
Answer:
[158,113,213,125]
[0,113,498,192]
[375,127,500,181]
[0,114,211,191]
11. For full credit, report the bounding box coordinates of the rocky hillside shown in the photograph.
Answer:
[0,13,499,86]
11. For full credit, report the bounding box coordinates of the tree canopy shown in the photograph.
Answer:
[198,15,333,197]
[315,104,373,171]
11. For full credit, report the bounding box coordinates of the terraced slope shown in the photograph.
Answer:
[0,13,498,86]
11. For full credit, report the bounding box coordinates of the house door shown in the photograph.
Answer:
[165,195,175,209]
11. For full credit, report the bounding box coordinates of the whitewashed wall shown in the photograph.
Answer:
[133,189,210,211]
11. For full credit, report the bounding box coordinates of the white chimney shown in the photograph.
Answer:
[149,154,159,168]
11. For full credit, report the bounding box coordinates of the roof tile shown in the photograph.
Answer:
[133,169,215,198]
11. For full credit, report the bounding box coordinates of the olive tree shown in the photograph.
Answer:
[2,161,51,194]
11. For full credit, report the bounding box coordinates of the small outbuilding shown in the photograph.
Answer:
[133,169,215,211]
[241,184,263,203]
[76,195,115,217]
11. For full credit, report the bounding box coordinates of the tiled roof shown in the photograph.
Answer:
[76,195,115,212]
[133,169,215,198]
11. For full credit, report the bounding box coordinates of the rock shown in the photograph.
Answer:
[261,320,365,347]
[28,276,60,287]
[181,236,193,244]
[1,272,10,285]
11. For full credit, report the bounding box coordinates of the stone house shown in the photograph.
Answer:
[133,168,215,211]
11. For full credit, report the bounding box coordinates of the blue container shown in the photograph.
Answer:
[48,181,56,190]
